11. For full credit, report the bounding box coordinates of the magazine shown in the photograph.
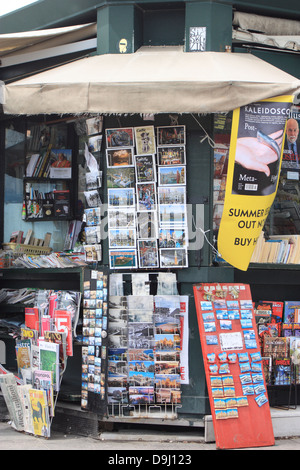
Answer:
[54,309,73,356]
[15,338,31,375]
[29,388,51,437]
[44,330,67,373]
[33,369,55,417]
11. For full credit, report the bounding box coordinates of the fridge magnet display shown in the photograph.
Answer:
[105,128,134,148]
[193,282,274,450]
[136,183,157,211]
[107,167,135,188]
[106,147,134,167]
[109,249,137,269]
[157,146,186,166]
[158,166,186,186]
[134,154,156,183]
[157,126,186,146]
[108,188,135,208]
[134,126,156,155]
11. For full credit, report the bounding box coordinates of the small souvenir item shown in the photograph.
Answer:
[228,353,237,364]
[207,353,216,363]
[218,352,227,363]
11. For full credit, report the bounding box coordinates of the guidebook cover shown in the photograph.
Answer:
[39,340,60,391]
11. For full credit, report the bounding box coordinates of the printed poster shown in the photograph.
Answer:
[218,95,294,271]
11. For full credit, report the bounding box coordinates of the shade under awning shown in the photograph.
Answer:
[2,46,300,115]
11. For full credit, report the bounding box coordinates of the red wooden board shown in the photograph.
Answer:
[194,283,274,449]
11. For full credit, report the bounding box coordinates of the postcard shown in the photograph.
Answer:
[106,147,134,167]
[128,349,154,362]
[105,128,134,148]
[85,207,101,226]
[155,388,171,403]
[159,204,186,226]
[107,387,127,403]
[108,188,135,208]
[86,170,102,190]
[158,165,186,186]
[84,244,102,262]
[88,134,103,153]
[157,126,186,146]
[128,371,155,387]
[86,116,103,136]
[158,227,187,249]
[155,361,180,375]
[108,208,136,228]
[134,154,156,183]
[136,211,157,239]
[85,225,101,244]
[138,239,159,268]
[155,334,181,351]
[128,361,154,375]
[127,295,153,310]
[134,126,156,155]
[159,248,188,268]
[154,295,181,319]
[128,329,155,348]
[107,167,135,188]
[109,228,136,249]
[108,334,128,349]
[129,388,154,404]
[155,322,180,335]
[158,186,186,205]
[157,146,186,165]
[109,295,127,309]
[155,374,181,389]
[136,182,157,211]
[84,189,102,208]
[155,350,180,362]
[109,249,137,269]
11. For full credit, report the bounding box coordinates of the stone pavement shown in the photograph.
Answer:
[1,421,300,451]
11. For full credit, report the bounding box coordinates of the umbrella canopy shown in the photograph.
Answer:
[2,46,300,115]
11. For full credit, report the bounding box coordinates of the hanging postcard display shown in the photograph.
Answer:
[193,282,274,450]
[81,268,109,415]
[105,124,188,269]
[82,117,103,263]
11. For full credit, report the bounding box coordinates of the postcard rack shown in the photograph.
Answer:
[105,272,186,421]
[107,401,182,420]
[263,356,299,410]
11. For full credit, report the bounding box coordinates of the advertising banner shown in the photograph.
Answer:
[218,95,294,271]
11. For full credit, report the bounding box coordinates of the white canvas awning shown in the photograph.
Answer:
[0,23,96,56]
[2,46,300,115]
